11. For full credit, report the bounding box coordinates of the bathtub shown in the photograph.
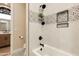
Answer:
[32,44,72,56]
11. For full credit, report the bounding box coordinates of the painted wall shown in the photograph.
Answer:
[11,3,26,53]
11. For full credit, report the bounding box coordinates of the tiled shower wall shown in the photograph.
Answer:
[29,4,79,56]
[44,5,79,55]
[29,11,49,55]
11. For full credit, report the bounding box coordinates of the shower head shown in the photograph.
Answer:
[42,4,46,9]
[40,4,46,9]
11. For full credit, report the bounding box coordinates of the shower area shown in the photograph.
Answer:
[28,3,79,56]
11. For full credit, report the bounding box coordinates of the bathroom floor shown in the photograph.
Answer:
[0,46,10,56]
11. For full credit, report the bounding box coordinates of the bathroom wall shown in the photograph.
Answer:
[11,3,26,53]
[47,21,79,55]
[29,3,79,56]
[29,23,41,55]
[46,5,79,55]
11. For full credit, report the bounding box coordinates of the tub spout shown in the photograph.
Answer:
[40,43,44,47]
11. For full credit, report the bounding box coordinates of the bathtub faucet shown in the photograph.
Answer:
[40,43,44,47]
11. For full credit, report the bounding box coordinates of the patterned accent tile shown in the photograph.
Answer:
[69,5,79,21]
[29,5,79,24]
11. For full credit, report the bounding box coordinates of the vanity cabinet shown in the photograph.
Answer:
[0,34,10,48]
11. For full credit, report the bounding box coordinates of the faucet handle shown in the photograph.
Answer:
[39,36,43,40]
[40,48,42,51]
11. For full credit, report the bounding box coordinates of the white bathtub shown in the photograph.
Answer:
[32,44,73,56]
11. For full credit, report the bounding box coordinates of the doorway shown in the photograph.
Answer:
[0,3,11,56]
